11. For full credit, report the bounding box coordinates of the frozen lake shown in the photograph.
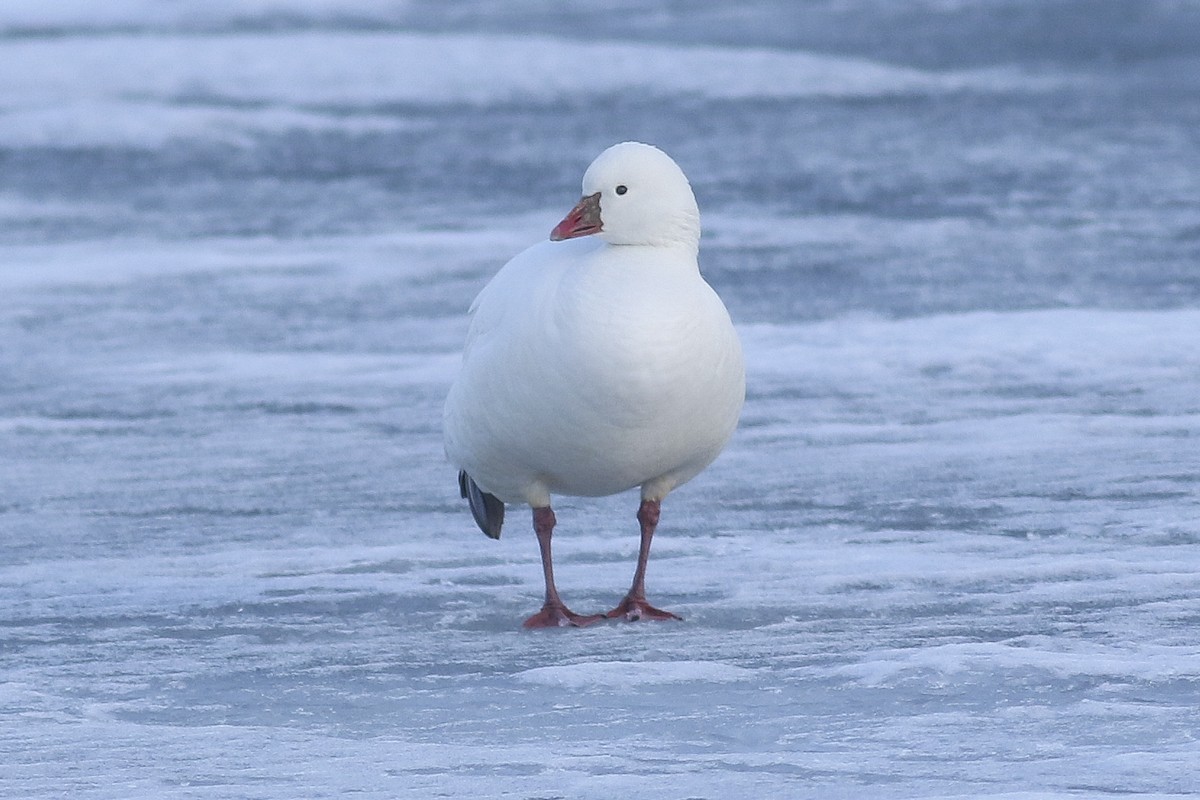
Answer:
[3,2,1200,797]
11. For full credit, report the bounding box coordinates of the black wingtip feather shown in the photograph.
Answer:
[458,471,504,539]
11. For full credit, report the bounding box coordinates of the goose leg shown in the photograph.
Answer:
[605,499,682,622]
[522,507,603,629]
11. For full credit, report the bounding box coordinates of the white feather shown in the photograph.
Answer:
[443,142,744,509]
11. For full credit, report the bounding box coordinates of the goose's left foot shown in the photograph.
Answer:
[604,595,682,622]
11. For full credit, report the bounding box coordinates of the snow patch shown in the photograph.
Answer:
[1,32,1065,148]
[517,660,760,689]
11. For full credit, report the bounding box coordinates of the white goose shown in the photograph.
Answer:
[443,142,744,628]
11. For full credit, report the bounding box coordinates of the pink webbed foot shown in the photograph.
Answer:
[522,602,604,629]
[604,595,682,622]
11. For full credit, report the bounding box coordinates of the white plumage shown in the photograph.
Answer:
[443,142,744,628]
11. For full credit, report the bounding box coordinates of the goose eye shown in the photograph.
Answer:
[615,185,628,195]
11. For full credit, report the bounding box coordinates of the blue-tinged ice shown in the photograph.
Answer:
[3,2,1200,798]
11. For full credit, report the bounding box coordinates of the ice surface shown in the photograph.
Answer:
[0,32,1062,149]
[3,2,1200,799]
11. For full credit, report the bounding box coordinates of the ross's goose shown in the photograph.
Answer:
[443,142,744,628]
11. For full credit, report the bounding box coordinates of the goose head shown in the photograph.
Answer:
[550,142,700,251]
